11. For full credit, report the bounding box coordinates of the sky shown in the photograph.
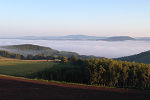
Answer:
[0,0,150,37]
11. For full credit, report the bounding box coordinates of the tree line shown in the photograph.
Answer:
[28,56,150,89]
[0,50,61,60]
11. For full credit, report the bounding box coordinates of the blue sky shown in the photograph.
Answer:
[0,0,150,36]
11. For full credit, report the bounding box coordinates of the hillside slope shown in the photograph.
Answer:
[116,50,150,64]
[0,44,79,57]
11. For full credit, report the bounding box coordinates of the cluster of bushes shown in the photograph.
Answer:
[25,54,61,60]
[0,50,25,59]
[28,56,150,89]
[28,57,88,83]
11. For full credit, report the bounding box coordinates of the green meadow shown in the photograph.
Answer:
[0,57,54,76]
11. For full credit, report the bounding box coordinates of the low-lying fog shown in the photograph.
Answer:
[0,39,150,58]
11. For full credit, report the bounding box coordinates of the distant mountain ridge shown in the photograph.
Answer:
[19,35,107,40]
[135,37,150,41]
[62,35,106,40]
[20,35,135,41]
[1,35,150,41]
[0,35,139,41]
[101,36,135,41]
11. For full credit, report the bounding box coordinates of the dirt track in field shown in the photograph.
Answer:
[0,76,150,100]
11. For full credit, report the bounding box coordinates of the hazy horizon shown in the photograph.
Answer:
[0,39,150,58]
[0,34,150,38]
[0,0,150,37]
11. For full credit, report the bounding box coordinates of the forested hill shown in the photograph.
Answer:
[116,50,150,64]
[0,44,79,57]
[101,36,135,41]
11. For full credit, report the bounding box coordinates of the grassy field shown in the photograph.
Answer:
[0,57,55,76]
